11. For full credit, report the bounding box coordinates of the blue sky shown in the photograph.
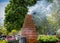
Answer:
[0,0,9,26]
[0,0,9,2]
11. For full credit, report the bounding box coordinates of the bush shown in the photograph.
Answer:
[37,35,59,43]
[0,40,7,43]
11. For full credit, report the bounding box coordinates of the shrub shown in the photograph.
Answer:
[37,35,59,43]
[0,40,7,43]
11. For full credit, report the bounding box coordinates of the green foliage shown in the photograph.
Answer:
[5,0,36,32]
[0,26,7,35]
[11,29,17,35]
[0,40,7,43]
[38,35,59,43]
[8,29,18,36]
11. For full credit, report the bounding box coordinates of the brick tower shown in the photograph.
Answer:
[21,14,37,43]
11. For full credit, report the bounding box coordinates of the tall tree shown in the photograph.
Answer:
[5,0,36,32]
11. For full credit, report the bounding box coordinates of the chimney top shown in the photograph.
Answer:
[22,14,35,28]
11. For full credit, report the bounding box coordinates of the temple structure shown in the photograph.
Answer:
[21,14,37,43]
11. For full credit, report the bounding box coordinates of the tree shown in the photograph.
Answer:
[5,0,36,32]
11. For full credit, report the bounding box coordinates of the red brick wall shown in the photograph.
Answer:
[21,15,37,43]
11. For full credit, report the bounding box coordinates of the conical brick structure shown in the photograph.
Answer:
[21,14,37,43]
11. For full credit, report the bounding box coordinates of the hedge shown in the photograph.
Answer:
[37,35,59,43]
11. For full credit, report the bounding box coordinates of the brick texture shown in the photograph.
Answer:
[21,15,37,43]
